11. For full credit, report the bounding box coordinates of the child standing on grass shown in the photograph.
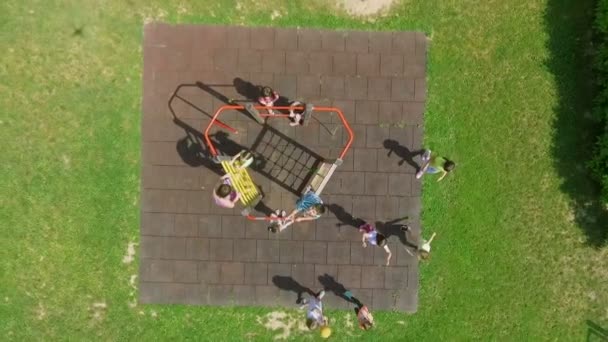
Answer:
[343,291,374,330]
[258,86,279,115]
[359,222,392,266]
[401,225,436,260]
[212,175,240,209]
[300,290,331,338]
[416,149,455,181]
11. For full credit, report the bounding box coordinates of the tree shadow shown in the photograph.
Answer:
[383,139,425,171]
[587,320,608,341]
[545,0,608,246]
[272,275,315,304]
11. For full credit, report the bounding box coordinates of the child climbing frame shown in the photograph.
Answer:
[203,104,354,221]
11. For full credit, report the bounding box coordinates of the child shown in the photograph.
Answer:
[267,209,287,233]
[288,100,305,127]
[212,175,240,208]
[359,222,392,266]
[258,86,279,115]
[416,149,455,181]
[401,225,436,260]
[300,290,331,337]
[277,190,326,232]
[343,291,374,330]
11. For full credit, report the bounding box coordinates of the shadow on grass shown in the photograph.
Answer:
[586,320,608,341]
[546,0,608,246]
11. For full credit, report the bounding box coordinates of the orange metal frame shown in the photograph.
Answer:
[204,105,354,159]
[203,104,355,221]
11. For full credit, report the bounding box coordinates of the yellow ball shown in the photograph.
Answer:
[320,326,332,339]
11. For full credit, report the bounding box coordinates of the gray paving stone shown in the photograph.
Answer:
[372,288,396,310]
[332,52,357,76]
[380,54,404,77]
[337,265,361,289]
[285,51,309,74]
[353,149,377,172]
[142,213,175,236]
[366,126,390,148]
[279,241,304,264]
[141,236,163,258]
[391,78,416,101]
[389,173,412,196]
[316,219,342,241]
[221,215,246,239]
[364,173,388,196]
[309,52,332,75]
[303,241,327,264]
[142,259,174,282]
[162,237,186,259]
[275,28,298,50]
[345,31,369,53]
[344,76,368,100]
[369,31,393,54]
[198,261,221,283]
[198,215,223,238]
[338,172,365,195]
[375,196,401,221]
[350,242,375,265]
[355,100,378,125]
[357,54,380,76]
[327,241,351,265]
[209,239,234,261]
[234,239,257,262]
[174,214,199,237]
[352,196,376,221]
[257,239,280,263]
[244,263,268,285]
[385,266,408,289]
[321,30,346,51]
[220,262,245,284]
[292,220,317,240]
[367,77,392,101]
[298,28,322,50]
[174,260,198,283]
[185,238,210,260]
[361,265,385,289]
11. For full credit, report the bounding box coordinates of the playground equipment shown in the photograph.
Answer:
[203,102,354,221]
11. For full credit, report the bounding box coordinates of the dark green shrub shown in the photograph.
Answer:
[591,0,608,203]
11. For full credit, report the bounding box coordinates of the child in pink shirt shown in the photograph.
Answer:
[258,86,279,115]
[213,175,240,208]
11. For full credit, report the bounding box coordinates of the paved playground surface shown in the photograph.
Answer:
[140,23,426,312]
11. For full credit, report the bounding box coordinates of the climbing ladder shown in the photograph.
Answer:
[219,151,262,210]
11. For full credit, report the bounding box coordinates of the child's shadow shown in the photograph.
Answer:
[375,217,418,248]
[327,204,365,228]
[383,139,425,171]
[272,276,315,304]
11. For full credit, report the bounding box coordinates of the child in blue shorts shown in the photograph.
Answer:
[271,190,326,232]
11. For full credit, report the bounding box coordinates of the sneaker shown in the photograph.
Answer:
[400,224,410,233]
[289,114,302,127]
[416,170,424,179]
[317,290,325,300]
[281,210,287,218]
[422,149,431,162]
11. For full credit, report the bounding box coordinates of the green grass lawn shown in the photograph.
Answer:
[2,0,607,340]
